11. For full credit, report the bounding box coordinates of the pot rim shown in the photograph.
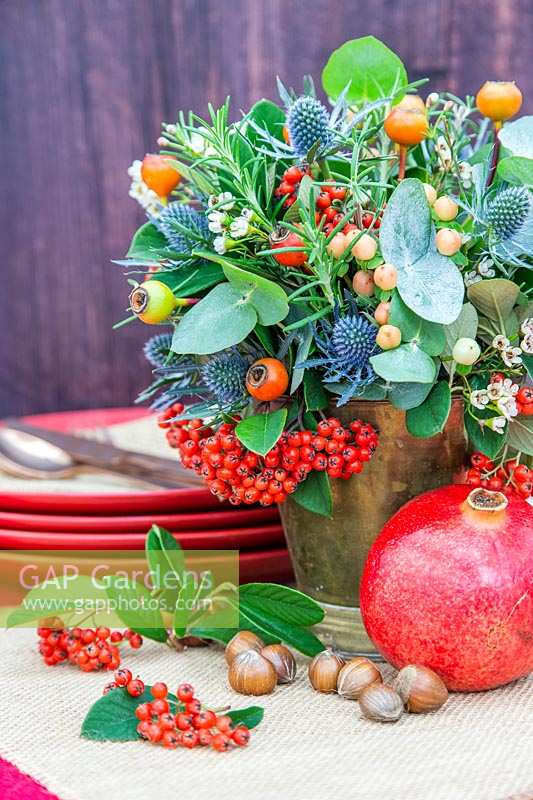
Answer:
[336,396,464,407]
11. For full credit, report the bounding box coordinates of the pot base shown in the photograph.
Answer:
[314,601,382,660]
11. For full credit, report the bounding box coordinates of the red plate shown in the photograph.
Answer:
[0,408,239,515]
[0,524,285,550]
[0,507,279,532]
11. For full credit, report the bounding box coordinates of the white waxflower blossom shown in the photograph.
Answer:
[471,389,490,409]
[435,136,452,168]
[464,270,482,288]
[520,317,533,336]
[208,192,235,211]
[486,382,503,401]
[443,100,455,112]
[230,216,250,238]
[497,395,518,420]
[426,92,439,107]
[213,236,227,254]
[241,208,254,221]
[501,378,519,396]
[127,159,143,181]
[492,334,510,351]
[490,416,507,434]
[207,210,225,234]
[521,333,533,354]
[458,161,473,188]
[477,257,495,277]
[127,159,163,216]
[502,346,523,368]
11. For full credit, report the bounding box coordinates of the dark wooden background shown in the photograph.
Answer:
[1,0,532,416]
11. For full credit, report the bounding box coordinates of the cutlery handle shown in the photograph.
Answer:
[98,451,202,489]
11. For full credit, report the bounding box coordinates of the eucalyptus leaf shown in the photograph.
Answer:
[171,283,257,355]
[292,470,332,517]
[221,262,289,325]
[370,344,436,383]
[387,381,433,410]
[389,293,446,355]
[235,409,287,456]
[498,116,533,159]
[467,279,520,325]
[155,263,223,296]
[406,381,451,437]
[322,36,407,104]
[506,416,533,456]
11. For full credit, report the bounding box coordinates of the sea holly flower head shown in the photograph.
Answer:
[287,95,334,158]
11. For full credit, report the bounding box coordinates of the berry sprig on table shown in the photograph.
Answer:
[105,672,251,751]
[37,624,143,671]
[159,403,378,507]
[466,451,532,500]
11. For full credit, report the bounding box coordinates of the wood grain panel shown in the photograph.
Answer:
[0,0,531,416]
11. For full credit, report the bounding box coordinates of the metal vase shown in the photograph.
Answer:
[279,398,466,657]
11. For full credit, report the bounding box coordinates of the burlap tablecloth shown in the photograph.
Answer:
[0,629,531,800]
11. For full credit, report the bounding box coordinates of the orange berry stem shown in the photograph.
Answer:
[486,123,501,188]
[398,145,408,181]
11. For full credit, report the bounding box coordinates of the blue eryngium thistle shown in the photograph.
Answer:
[143,333,180,368]
[298,309,378,405]
[486,186,530,240]
[155,202,211,252]
[287,96,333,158]
[200,350,249,406]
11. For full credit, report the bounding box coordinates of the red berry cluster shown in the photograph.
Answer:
[313,184,348,236]
[106,675,250,751]
[516,386,533,416]
[160,407,378,507]
[466,452,532,500]
[37,624,143,672]
[274,165,311,209]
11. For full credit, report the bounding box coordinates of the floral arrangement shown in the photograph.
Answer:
[117,36,533,515]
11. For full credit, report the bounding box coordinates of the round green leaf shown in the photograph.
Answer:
[389,293,446,355]
[406,381,451,437]
[171,283,257,355]
[387,381,433,410]
[222,262,289,325]
[497,156,533,187]
[370,344,437,384]
[498,116,533,159]
[322,36,407,104]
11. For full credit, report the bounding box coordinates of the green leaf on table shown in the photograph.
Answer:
[387,381,433,410]
[380,179,464,324]
[239,583,324,627]
[292,470,332,517]
[81,686,165,741]
[238,600,324,657]
[303,369,329,411]
[467,279,520,325]
[389,293,446,355]
[498,116,533,159]
[105,577,168,642]
[506,416,533,456]
[464,412,505,460]
[497,156,533,187]
[227,706,265,730]
[406,381,451,437]
[322,36,407,104]
[127,222,177,261]
[6,576,109,629]
[235,409,287,456]
[154,262,224,296]
[171,283,257,355]
[370,343,436,383]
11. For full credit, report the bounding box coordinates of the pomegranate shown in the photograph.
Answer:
[360,485,533,691]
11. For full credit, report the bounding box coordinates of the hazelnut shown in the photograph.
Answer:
[393,665,448,713]
[358,684,404,723]
[308,650,344,693]
[228,649,277,696]
[224,630,264,665]
[337,657,383,700]
[261,644,296,684]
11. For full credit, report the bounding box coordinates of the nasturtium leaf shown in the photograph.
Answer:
[387,381,433,410]
[322,36,407,104]
[227,706,265,730]
[406,381,451,437]
[370,344,436,384]
[498,116,533,159]
[303,369,329,411]
[155,263,224,296]
[506,416,533,456]
[171,283,257,355]
[464,412,505,460]
[238,600,324,657]
[127,222,177,261]
[389,293,446,355]
[239,583,325,627]
[497,156,533,187]
[292,470,332,517]
[235,409,287,456]
[221,262,289,325]
[380,180,464,324]
[467,279,520,323]
[442,303,479,372]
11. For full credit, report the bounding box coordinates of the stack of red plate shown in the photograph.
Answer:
[0,409,293,584]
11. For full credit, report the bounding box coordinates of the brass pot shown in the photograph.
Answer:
[279,397,466,657]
